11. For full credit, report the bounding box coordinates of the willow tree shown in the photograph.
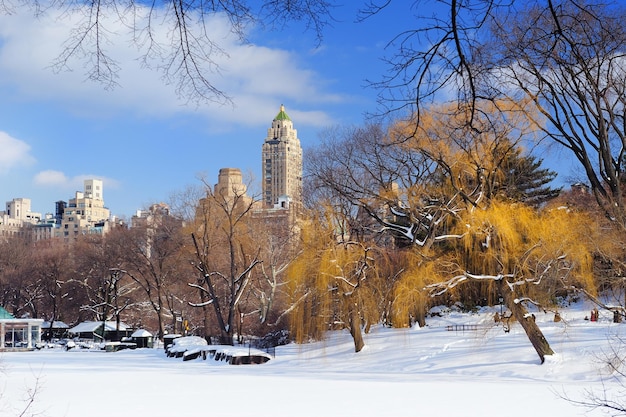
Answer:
[390,251,437,328]
[308,101,557,245]
[424,202,597,363]
[286,206,387,352]
[306,102,578,362]
[389,110,589,363]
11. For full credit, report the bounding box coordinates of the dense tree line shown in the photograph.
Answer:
[0,180,297,344]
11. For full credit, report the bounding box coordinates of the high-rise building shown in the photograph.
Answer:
[55,179,112,240]
[262,104,302,208]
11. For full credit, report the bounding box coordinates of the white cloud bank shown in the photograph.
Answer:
[34,170,120,192]
[0,131,35,173]
[0,6,338,128]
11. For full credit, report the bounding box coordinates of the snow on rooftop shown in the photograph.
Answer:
[131,329,153,338]
[42,321,69,329]
[68,321,130,333]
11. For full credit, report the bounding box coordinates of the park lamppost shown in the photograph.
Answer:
[107,268,126,341]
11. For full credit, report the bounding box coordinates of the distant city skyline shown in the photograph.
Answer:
[0,3,579,218]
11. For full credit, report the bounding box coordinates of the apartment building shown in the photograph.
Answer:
[261,104,303,209]
[0,198,42,239]
[55,179,112,241]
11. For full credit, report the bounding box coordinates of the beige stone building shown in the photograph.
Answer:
[195,168,259,220]
[55,179,112,241]
[132,202,172,229]
[261,105,303,208]
[197,105,303,234]
[214,167,254,207]
[0,198,42,239]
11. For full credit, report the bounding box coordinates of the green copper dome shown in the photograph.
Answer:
[275,104,291,121]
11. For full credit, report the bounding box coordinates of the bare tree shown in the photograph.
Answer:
[74,232,138,332]
[189,173,261,343]
[123,207,188,339]
[483,0,626,227]
[0,235,38,318]
[559,333,626,415]
[361,0,506,126]
[7,0,334,104]
[30,241,77,333]
[361,0,626,229]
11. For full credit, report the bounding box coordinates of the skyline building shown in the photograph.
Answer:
[2,104,304,241]
[261,104,303,208]
[55,179,112,241]
[0,198,42,238]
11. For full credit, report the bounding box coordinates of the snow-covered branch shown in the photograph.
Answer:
[427,272,516,296]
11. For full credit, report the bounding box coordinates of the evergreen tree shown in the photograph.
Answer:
[494,144,561,207]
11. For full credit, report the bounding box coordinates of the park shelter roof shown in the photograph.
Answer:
[131,329,153,337]
[69,321,130,333]
[0,306,14,319]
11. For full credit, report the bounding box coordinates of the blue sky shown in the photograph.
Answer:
[0,2,576,219]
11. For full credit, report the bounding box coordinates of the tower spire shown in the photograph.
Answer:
[275,104,291,121]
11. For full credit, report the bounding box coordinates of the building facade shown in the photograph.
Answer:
[261,104,303,208]
[132,202,172,229]
[0,198,42,239]
[55,179,112,241]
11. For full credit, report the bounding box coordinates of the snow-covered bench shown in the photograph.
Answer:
[166,336,207,358]
[166,336,271,364]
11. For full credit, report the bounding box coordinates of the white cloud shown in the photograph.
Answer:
[0,6,342,127]
[0,131,35,173]
[33,170,69,186]
[34,171,119,192]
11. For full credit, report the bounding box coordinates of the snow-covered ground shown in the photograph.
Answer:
[1,304,624,417]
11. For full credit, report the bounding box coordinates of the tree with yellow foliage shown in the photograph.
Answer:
[305,105,594,362]
[286,205,391,352]
[424,202,597,363]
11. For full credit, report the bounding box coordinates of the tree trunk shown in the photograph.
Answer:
[415,306,426,328]
[499,280,554,363]
[348,301,365,353]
